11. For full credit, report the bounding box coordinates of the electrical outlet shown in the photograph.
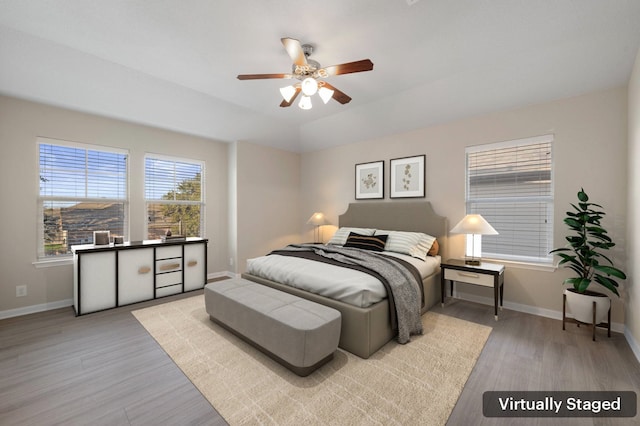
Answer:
[229,257,234,266]
[16,285,27,297]
[406,0,420,5]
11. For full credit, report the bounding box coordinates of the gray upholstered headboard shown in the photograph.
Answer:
[338,201,447,244]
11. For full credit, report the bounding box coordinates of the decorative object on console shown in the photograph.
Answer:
[390,155,425,198]
[550,188,626,340]
[93,230,110,246]
[113,236,124,245]
[162,234,186,242]
[450,214,498,265]
[306,212,328,243]
[355,160,384,199]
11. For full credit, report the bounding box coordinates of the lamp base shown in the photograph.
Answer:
[464,258,481,266]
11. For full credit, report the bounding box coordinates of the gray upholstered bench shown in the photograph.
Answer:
[204,278,341,376]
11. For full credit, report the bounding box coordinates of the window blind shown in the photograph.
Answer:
[466,135,553,264]
[145,156,204,239]
[38,139,128,257]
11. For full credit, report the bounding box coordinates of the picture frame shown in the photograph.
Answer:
[355,160,384,199]
[390,155,425,198]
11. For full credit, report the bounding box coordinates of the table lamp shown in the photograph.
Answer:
[306,212,328,243]
[450,214,498,265]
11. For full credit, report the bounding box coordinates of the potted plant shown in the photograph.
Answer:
[550,188,626,326]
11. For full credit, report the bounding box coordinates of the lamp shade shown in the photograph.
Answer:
[279,85,296,103]
[298,95,312,110]
[450,214,498,235]
[301,77,318,96]
[318,86,334,104]
[306,212,327,226]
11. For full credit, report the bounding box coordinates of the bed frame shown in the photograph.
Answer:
[242,201,447,359]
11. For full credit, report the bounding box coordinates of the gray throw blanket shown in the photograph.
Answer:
[271,244,423,344]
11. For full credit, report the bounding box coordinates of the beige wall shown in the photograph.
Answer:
[627,48,640,352]
[233,141,301,274]
[300,87,629,324]
[0,95,229,313]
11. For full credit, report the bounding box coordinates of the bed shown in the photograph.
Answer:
[242,201,447,359]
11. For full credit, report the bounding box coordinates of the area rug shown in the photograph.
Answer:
[132,295,491,425]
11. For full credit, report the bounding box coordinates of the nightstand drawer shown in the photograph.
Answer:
[444,268,494,287]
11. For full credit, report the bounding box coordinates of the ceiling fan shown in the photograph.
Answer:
[237,37,374,109]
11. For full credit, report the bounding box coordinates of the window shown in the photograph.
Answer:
[465,135,553,264]
[38,138,128,258]
[145,155,205,239]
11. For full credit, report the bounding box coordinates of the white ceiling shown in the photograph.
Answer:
[1,0,640,152]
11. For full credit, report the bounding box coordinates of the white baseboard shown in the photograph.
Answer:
[0,298,73,320]
[1,271,236,321]
[454,290,626,333]
[624,328,640,363]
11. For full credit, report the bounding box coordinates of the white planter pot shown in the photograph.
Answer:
[564,288,610,324]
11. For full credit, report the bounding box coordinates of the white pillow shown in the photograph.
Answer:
[328,227,376,245]
[374,230,436,261]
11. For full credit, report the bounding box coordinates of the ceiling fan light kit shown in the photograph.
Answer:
[237,37,373,110]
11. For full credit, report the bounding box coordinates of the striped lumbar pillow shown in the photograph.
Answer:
[328,227,376,245]
[344,232,388,252]
[375,230,437,260]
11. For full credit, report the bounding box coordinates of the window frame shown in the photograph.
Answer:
[36,137,129,260]
[143,153,206,240]
[464,134,554,265]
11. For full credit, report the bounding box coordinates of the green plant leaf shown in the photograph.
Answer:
[594,275,620,296]
[564,218,582,228]
[578,189,588,202]
[586,226,606,234]
[593,265,627,279]
[576,278,591,292]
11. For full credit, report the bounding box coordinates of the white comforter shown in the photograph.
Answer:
[246,251,440,308]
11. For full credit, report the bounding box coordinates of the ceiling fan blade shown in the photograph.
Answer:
[279,87,301,107]
[322,59,374,76]
[237,73,293,80]
[321,82,352,104]
[281,37,308,67]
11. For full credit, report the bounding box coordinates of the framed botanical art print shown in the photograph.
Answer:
[355,160,384,199]
[390,154,425,198]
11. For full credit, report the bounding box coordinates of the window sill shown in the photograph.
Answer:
[33,257,74,268]
[481,257,556,272]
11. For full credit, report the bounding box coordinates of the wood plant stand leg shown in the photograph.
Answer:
[562,293,566,331]
[592,300,597,342]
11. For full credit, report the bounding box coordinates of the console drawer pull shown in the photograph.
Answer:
[138,266,151,274]
[187,260,198,267]
[159,263,180,272]
[459,272,480,278]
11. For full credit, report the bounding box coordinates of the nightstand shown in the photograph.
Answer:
[440,259,505,320]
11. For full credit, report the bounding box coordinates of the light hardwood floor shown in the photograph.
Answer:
[0,290,227,426]
[1,292,638,425]
[432,300,640,426]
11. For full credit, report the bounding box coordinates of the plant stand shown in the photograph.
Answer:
[562,293,611,341]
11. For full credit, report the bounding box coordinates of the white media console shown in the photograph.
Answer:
[72,237,207,315]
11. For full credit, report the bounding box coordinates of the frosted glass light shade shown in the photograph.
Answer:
[318,87,334,104]
[298,95,312,110]
[301,77,318,96]
[279,85,296,102]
